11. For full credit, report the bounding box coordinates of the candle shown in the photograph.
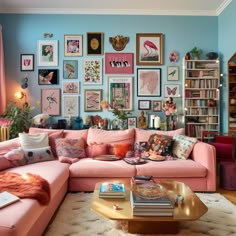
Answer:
[154,116,161,129]
[149,115,155,128]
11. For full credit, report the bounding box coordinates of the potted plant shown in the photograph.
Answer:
[1,101,33,138]
[190,47,202,60]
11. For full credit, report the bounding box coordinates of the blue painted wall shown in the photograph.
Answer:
[0,14,219,127]
[219,1,236,132]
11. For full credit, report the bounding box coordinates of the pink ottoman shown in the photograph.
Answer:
[219,162,236,190]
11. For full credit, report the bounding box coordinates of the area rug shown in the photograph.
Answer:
[45,192,236,236]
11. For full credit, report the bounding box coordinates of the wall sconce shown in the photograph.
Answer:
[14,91,28,108]
[43,33,53,38]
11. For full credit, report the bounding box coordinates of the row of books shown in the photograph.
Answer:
[99,182,125,198]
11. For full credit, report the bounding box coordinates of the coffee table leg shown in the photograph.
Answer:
[128,220,179,234]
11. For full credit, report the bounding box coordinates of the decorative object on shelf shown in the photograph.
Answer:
[73,116,83,130]
[64,34,83,57]
[190,47,202,60]
[138,111,147,129]
[169,50,179,63]
[20,54,34,71]
[87,32,104,55]
[206,52,218,60]
[32,113,50,128]
[109,35,129,51]
[136,33,163,65]
[185,52,191,60]
[127,116,137,129]
[167,66,179,81]
[163,97,177,131]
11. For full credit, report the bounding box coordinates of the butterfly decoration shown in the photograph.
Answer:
[165,85,179,97]
[167,86,177,95]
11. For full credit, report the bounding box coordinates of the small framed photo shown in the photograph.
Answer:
[138,100,151,110]
[84,89,102,112]
[137,68,161,97]
[63,81,80,94]
[37,40,58,66]
[63,96,79,117]
[87,32,104,55]
[41,88,60,115]
[63,60,78,79]
[167,66,179,81]
[164,84,181,98]
[105,52,134,74]
[20,54,34,71]
[38,69,59,85]
[64,34,83,57]
[108,76,133,111]
[127,117,137,129]
[152,100,162,112]
[136,33,163,65]
[83,58,103,85]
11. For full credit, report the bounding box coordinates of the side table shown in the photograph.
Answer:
[219,161,236,190]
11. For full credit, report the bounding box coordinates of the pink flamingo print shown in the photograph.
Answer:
[143,40,158,57]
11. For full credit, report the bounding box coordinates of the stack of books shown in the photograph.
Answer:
[130,182,174,216]
[99,182,125,198]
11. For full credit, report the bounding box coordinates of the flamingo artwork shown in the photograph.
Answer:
[143,40,158,57]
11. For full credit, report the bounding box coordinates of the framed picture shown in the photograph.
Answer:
[167,66,179,81]
[84,89,102,112]
[20,54,34,71]
[138,100,151,110]
[127,117,137,129]
[136,33,163,65]
[38,69,59,85]
[87,32,104,55]
[64,34,83,57]
[37,40,58,66]
[137,68,161,97]
[152,100,162,112]
[108,76,133,111]
[41,88,60,115]
[83,58,102,85]
[105,52,134,74]
[164,84,180,98]
[63,81,80,94]
[63,96,79,117]
[63,60,78,79]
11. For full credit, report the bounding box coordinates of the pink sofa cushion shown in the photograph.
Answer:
[86,143,108,157]
[134,128,185,143]
[87,128,135,154]
[63,129,88,143]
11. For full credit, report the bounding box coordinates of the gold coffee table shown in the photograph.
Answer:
[91,180,208,234]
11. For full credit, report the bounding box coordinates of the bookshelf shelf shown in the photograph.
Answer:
[183,59,220,141]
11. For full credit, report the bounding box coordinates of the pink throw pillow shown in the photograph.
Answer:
[86,143,108,158]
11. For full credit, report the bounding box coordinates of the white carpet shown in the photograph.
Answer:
[45,192,236,236]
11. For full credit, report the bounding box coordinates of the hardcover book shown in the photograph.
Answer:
[99,182,125,198]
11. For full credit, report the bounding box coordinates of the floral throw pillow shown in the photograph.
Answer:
[55,138,86,163]
[147,134,174,156]
[172,134,198,160]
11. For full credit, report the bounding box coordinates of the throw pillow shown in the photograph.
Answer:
[147,134,174,156]
[113,143,131,158]
[172,134,198,160]
[55,138,86,164]
[4,147,24,161]
[86,143,108,158]
[19,132,49,149]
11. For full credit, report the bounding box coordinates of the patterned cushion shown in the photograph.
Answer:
[147,134,174,156]
[172,134,198,159]
[55,138,86,163]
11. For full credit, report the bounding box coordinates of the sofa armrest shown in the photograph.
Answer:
[191,142,216,192]
[0,138,20,152]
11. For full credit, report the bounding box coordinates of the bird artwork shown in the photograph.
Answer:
[39,71,54,84]
[143,40,158,58]
[168,69,177,77]
[44,92,57,112]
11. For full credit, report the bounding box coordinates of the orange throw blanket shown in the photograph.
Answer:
[0,172,51,205]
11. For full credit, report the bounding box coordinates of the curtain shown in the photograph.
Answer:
[0,24,6,114]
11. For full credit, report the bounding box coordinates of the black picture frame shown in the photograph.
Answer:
[87,32,104,55]
[20,54,34,71]
[38,69,59,85]
[138,100,151,110]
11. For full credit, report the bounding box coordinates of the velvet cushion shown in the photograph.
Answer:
[113,143,131,158]
[147,134,174,156]
[172,134,198,159]
[86,143,108,158]
[19,132,49,149]
[55,138,86,164]
[210,142,233,160]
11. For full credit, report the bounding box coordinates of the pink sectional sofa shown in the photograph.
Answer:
[0,127,216,236]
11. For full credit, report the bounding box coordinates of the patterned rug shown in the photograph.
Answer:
[45,192,236,236]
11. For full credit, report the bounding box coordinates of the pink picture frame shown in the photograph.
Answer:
[105,52,133,74]
[41,88,61,115]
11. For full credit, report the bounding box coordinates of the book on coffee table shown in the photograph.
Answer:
[0,191,20,208]
[99,182,125,198]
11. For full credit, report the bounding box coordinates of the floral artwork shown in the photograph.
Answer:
[83,59,102,85]
[20,54,34,71]
[84,89,102,112]
[37,40,58,66]
[169,50,179,63]
[63,82,79,94]
[41,89,60,115]
[63,60,78,79]
[63,96,79,117]
[127,117,137,128]
[64,35,83,57]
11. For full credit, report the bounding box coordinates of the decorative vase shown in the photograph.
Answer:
[118,119,126,130]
